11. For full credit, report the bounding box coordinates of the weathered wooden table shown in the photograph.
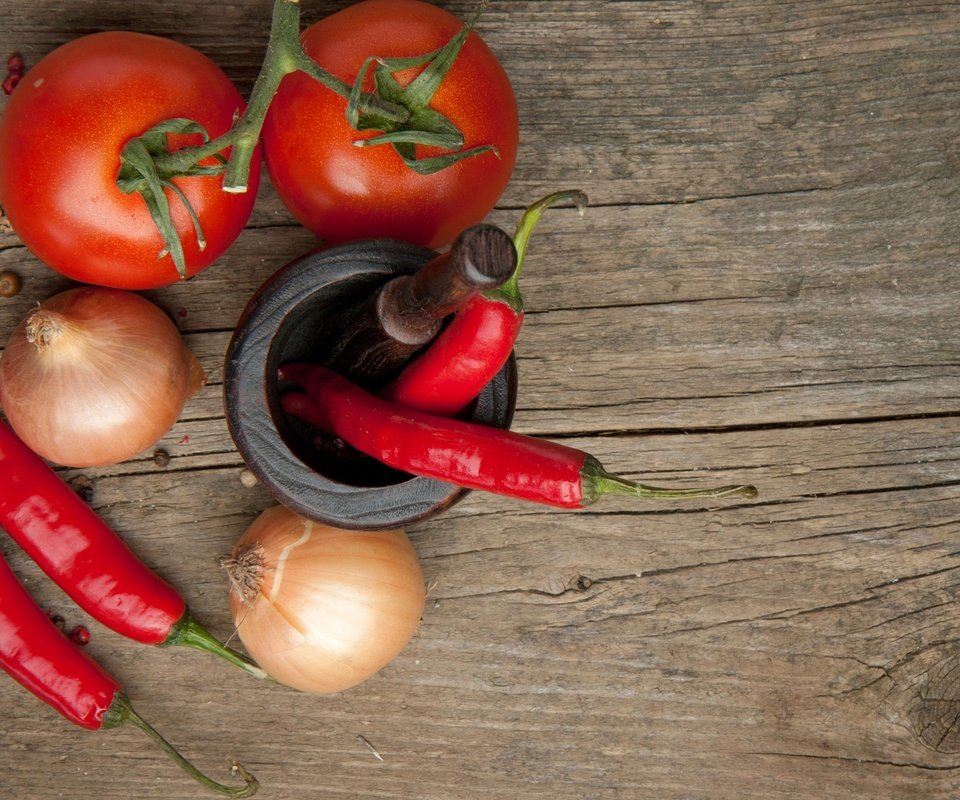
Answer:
[2,2,959,798]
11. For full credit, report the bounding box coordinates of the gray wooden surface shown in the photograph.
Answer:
[2,1,959,798]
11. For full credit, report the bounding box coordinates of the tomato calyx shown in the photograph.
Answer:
[343,1,500,175]
[117,118,227,279]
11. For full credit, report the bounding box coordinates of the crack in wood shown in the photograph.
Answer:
[742,751,960,771]
[498,184,849,211]
[513,410,960,440]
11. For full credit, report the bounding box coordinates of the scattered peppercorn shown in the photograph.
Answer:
[70,625,91,646]
[46,612,66,631]
[153,448,171,467]
[3,52,24,96]
[0,270,21,297]
[70,475,95,503]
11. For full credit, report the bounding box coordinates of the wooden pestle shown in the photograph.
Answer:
[323,224,517,383]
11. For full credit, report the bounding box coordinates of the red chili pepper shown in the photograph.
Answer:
[0,420,265,678]
[280,364,758,508]
[380,190,588,416]
[0,549,258,795]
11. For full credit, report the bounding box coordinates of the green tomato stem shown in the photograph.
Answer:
[165,0,490,186]
[156,1,308,190]
[155,0,410,192]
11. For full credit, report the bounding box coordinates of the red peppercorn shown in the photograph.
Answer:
[2,73,20,96]
[3,52,24,95]
[70,625,91,647]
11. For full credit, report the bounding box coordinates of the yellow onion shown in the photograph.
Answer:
[0,287,205,467]
[223,505,426,693]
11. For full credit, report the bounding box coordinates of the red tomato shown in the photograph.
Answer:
[261,0,518,250]
[0,32,260,289]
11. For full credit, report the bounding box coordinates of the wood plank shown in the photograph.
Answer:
[5,174,958,440]
[1,1,959,799]
[3,421,959,798]
[2,0,956,211]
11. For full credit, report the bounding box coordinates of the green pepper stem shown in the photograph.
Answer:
[487,189,589,310]
[581,456,758,505]
[105,694,259,797]
[164,610,271,681]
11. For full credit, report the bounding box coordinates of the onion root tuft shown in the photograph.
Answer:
[24,308,66,353]
[221,544,266,606]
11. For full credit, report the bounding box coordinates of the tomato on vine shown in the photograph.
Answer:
[0,32,260,289]
[261,0,519,250]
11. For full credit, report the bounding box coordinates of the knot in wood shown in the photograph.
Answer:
[912,651,960,753]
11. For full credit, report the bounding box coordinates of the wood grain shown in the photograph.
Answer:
[1,1,960,799]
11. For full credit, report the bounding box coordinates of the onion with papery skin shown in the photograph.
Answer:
[0,287,205,467]
[223,505,426,694]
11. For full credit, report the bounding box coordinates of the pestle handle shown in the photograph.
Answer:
[322,224,516,383]
[377,224,517,346]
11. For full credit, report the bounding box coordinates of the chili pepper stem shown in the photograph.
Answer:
[488,189,589,310]
[581,457,758,506]
[163,611,271,681]
[104,693,259,797]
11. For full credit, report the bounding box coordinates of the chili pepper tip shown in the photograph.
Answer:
[119,697,260,797]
